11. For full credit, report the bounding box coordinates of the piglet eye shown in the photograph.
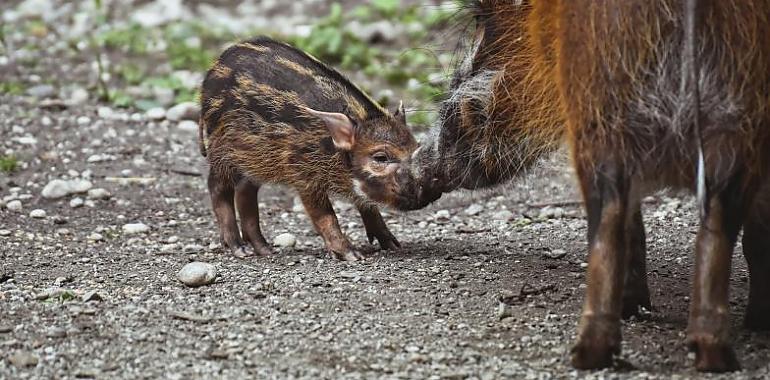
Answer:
[372,152,390,163]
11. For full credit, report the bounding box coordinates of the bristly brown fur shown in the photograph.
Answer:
[415,0,770,371]
[198,36,420,261]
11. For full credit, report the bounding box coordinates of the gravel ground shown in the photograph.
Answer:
[1,1,769,379]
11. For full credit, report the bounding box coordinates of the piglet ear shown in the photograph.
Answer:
[303,107,355,151]
[393,100,406,124]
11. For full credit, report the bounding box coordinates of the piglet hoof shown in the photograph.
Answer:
[688,339,740,372]
[232,245,255,259]
[251,244,275,257]
[332,249,364,262]
[744,306,770,331]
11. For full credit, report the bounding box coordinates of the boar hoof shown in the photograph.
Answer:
[621,293,652,319]
[377,235,401,251]
[570,340,617,370]
[689,340,740,372]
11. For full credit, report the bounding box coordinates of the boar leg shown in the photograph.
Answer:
[622,203,652,318]
[571,159,631,370]
[741,195,770,331]
[235,179,273,256]
[208,171,252,258]
[686,191,746,372]
[300,192,363,261]
[357,205,401,251]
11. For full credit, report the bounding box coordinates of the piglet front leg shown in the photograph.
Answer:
[358,205,401,251]
[301,192,363,261]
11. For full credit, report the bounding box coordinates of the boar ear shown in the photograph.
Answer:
[303,107,356,151]
[393,100,406,124]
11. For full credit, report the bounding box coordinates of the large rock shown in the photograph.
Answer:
[41,179,93,199]
[177,262,217,287]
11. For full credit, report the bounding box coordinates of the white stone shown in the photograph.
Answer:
[434,209,451,223]
[182,244,205,253]
[177,262,217,287]
[145,107,166,121]
[6,200,22,212]
[464,203,484,216]
[13,136,37,145]
[166,102,200,121]
[0,229,11,236]
[69,88,89,105]
[492,210,514,221]
[122,223,150,234]
[176,120,198,132]
[273,233,297,248]
[69,197,84,208]
[97,106,115,119]
[87,188,111,200]
[76,116,91,126]
[29,209,46,219]
[291,197,305,213]
[87,233,104,241]
[41,179,93,199]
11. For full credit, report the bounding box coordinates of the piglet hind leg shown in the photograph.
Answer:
[300,192,363,261]
[208,171,253,258]
[570,159,631,370]
[235,179,273,256]
[741,184,770,331]
[358,205,401,251]
[686,189,748,372]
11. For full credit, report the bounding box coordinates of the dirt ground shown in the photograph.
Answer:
[2,97,769,379]
[2,1,769,379]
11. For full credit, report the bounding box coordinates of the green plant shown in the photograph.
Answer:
[0,155,18,173]
[0,82,25,95]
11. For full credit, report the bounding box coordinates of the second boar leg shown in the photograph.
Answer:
[235,179,273,256]
[301,192,363,261]
[742,191,770,331]
[571,158,631,370]
[686,189,746,372]
[208,172,252,258]
[622,203,652,318]
[357,205,401,250]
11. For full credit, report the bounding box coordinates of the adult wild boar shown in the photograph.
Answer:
[411,0,770,372]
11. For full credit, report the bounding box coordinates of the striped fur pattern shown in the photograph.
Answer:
[199,37,418,260]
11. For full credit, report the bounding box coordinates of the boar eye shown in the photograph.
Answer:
[372,152,391,163]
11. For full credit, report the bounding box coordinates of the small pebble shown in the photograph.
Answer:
[434,209,451,223]
[82,290,104,302]
[8,350,38,368]
[177,262,217,287]
[492,210,514,221]
[70,197,84,208]
[29,209,47,219]
[122,223,150,234]
[87,188,111,200]
[273,233,297,248]
[6,200,22,212]
[0,229,11,237]
[146,107,166,121]
[464,203,483,216]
